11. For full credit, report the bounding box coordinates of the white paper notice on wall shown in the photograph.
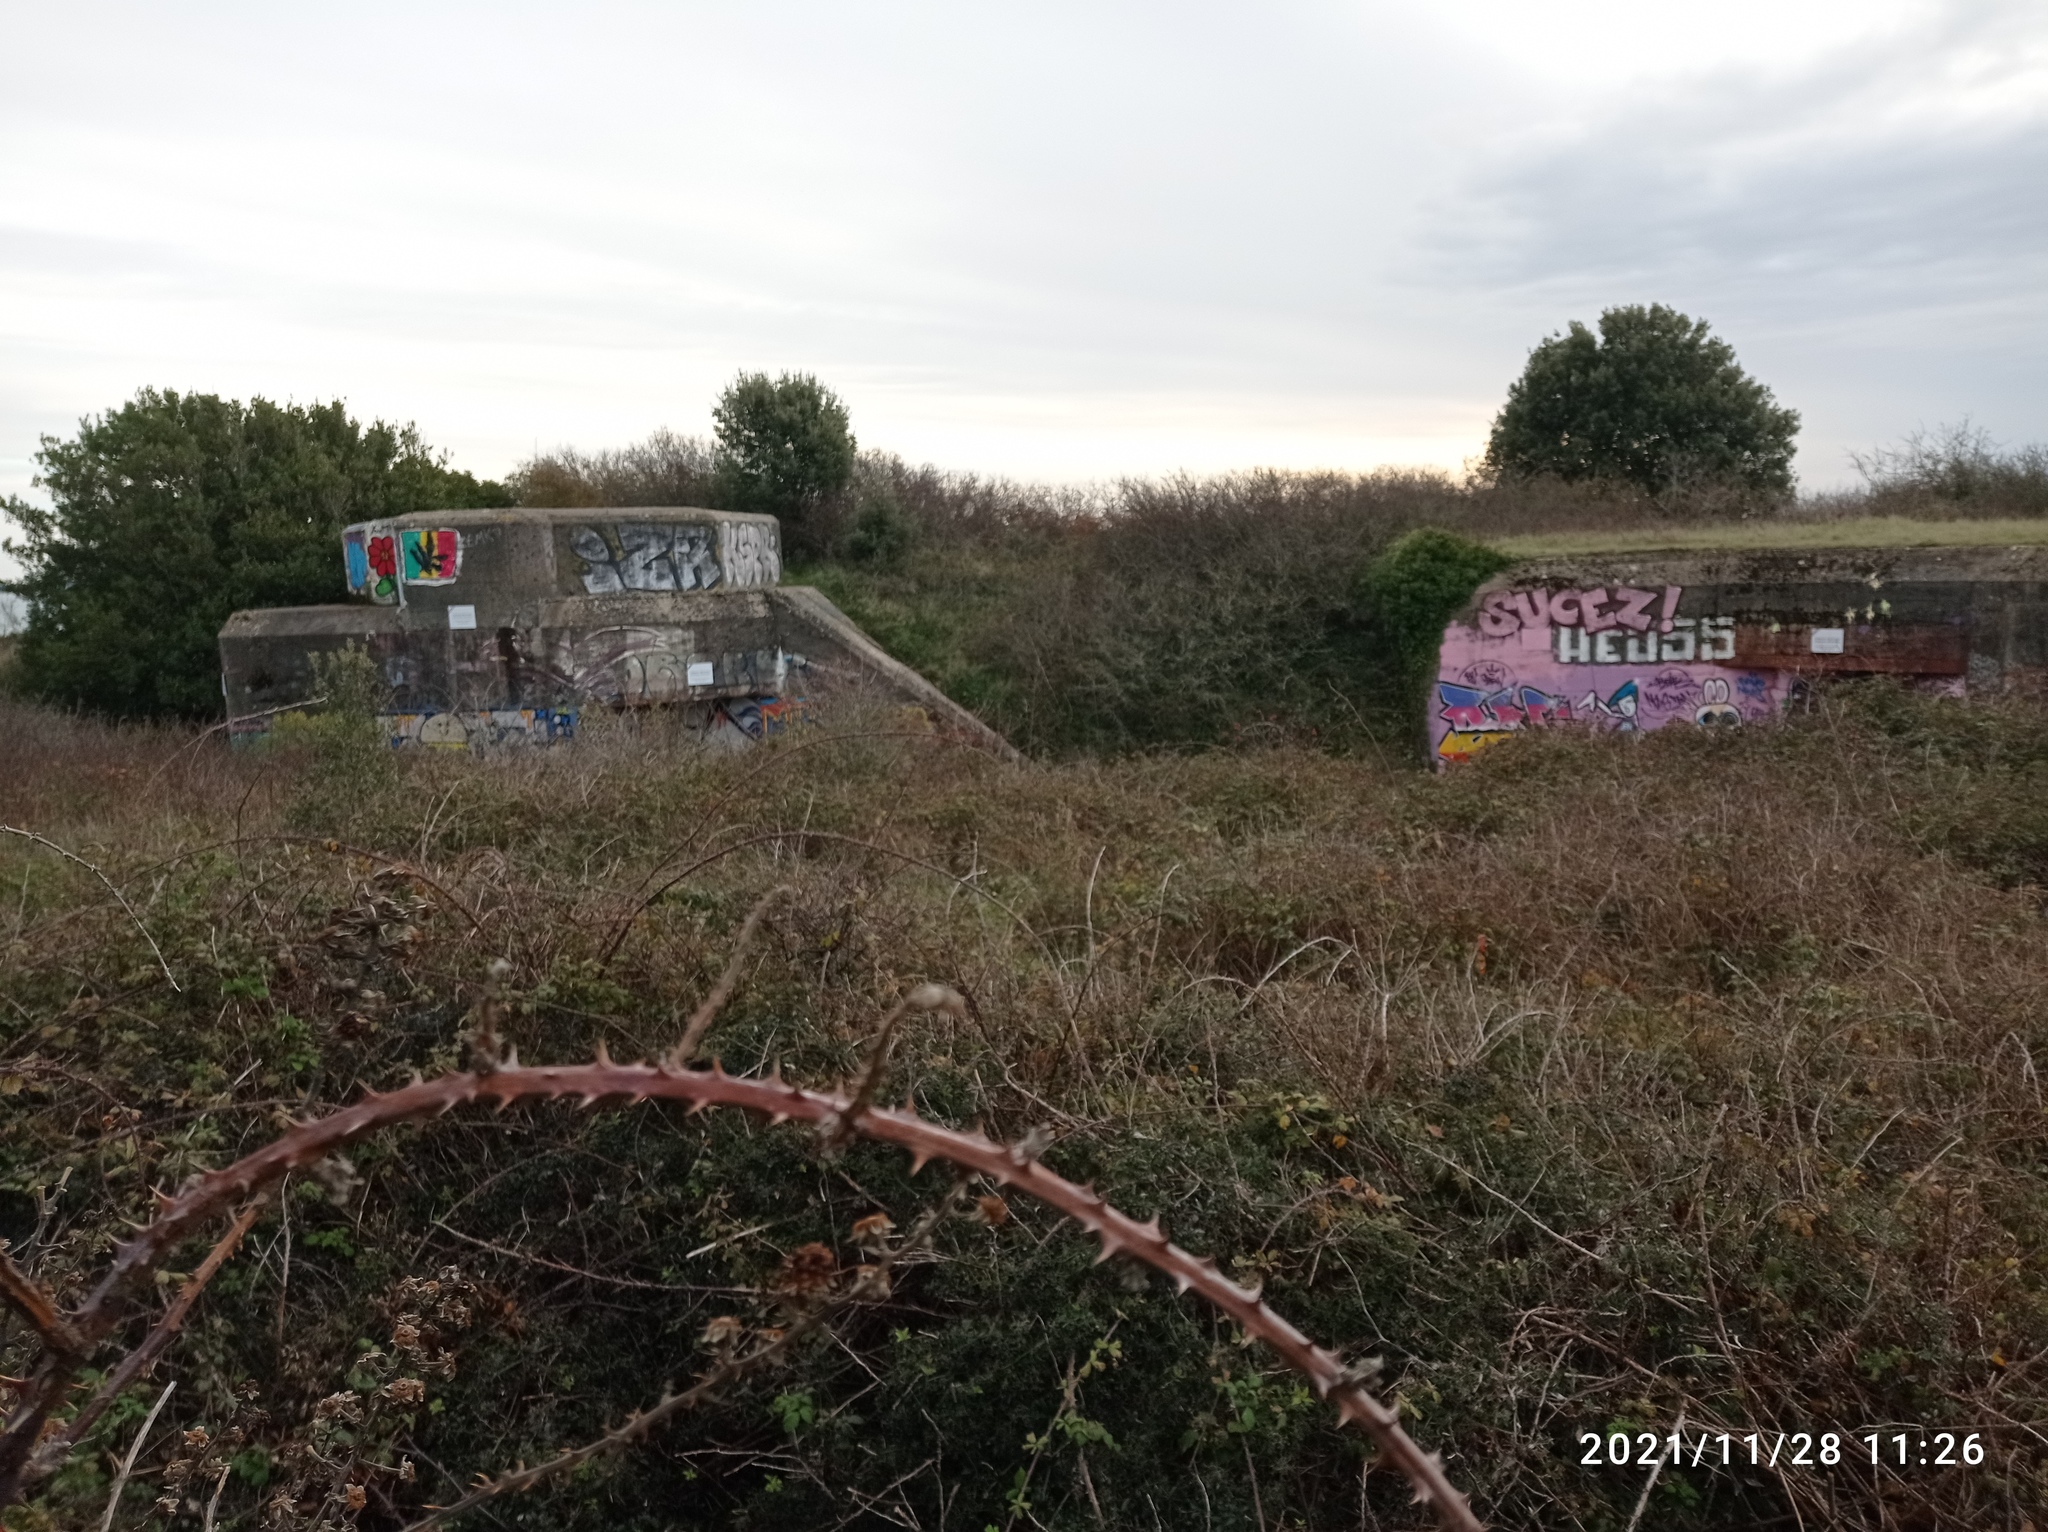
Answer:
[447,605,477,631]
[687,660,715,686]
[1810,627,1845,654]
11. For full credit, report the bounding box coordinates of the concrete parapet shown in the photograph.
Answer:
[221,506,1013,756]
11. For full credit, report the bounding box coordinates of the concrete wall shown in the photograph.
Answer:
[221,507,1012,756]
[1431,544,2048,765]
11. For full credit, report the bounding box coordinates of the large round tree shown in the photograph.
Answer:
[1482,304,1800,493]
[711,372,856,555]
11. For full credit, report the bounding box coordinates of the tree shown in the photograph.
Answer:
[711,372,857,552]
[1482,304,1800,494]
[2,389,509,719]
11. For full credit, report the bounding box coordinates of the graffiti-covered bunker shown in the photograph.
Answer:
[219,507,1009,751]
[1432,544,2048,764]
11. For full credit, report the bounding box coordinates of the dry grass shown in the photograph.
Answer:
[2,690,2046,1528]
[1491,515,2048,558]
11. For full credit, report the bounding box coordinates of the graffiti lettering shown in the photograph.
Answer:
[572,523,723,595]
[1553,616,1731,665]
[1437,580,1783,765]
[1481,585,1681,638]
[1640,668,1699,715]
[1435,680,1578,761]
[384,708,577,750]
[722,520,781,588]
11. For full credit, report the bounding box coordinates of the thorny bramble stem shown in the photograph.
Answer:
[0,1060,1483,1531]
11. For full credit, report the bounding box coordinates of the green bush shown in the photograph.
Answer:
[2,389,507,720]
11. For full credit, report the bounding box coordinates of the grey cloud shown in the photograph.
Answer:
[1430,3,2048,475]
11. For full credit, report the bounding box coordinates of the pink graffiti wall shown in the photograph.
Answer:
[1432,583,1787,765]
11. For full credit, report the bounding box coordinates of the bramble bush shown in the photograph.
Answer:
[2,683,2044,1528]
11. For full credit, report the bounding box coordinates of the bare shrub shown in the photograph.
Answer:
[509,428,719,509]
[1848,421,2048,519]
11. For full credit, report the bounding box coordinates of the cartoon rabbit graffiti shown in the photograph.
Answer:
[1694,677,1743,727]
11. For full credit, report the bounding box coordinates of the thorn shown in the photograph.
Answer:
[1092,1235,1125,1265]
[577,1094,599,1110]
[686,1099,710,1116]
[768,1112,790,1126]
[594,1039,613,1067]
[766,1058,783,1083]
[501,1045,519,1069]
[908,1149,933,1175]
[710,1058,727,1078]
[1172,1271,1193,1293]
[1139,1218,1165,1244]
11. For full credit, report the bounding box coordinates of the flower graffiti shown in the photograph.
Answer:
[366,533,400,602]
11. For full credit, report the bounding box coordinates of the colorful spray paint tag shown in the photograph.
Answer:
[1434,582,1786,765]
[343,530,372,594]
[401,528,461,585]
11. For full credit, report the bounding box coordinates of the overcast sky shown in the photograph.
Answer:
[2,0,2043,507]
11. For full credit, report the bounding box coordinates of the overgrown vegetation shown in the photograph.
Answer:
[10,368,2043,762]
[505,414,2046,759]
[3,685,2045,1529]
[517,452,1701,757]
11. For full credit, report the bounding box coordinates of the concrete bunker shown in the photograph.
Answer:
[220,506,1010,753]
[1430,543,2048,764]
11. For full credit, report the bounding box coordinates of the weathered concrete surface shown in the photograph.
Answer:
[222,507,1013,755]
[1432,544,2048,765]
